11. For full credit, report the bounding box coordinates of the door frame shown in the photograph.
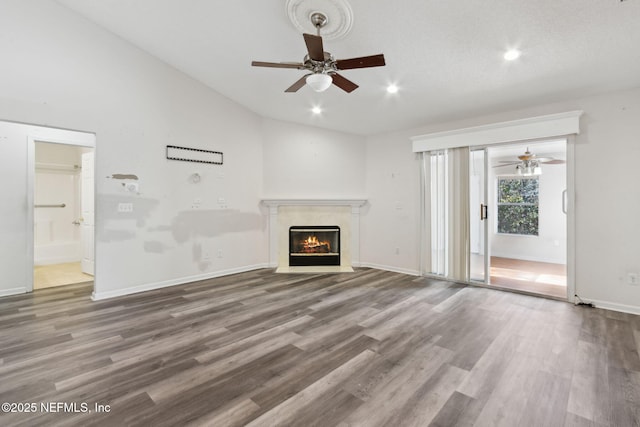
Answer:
[469,137,573,300]
[469,147,490,285]
[27,130,96,292]
[412,111,581,302]
[566,135,576,302]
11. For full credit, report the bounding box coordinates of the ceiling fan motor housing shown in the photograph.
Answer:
[304,53,337,75]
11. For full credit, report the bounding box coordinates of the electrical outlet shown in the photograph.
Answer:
[217,249,223,258]
[628,273,639,286]
[395,247,400,255]
[117,203,133,213]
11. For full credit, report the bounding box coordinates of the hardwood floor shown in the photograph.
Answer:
[1,268,638,426]
[489,256,567,299]
[472,255,567,299]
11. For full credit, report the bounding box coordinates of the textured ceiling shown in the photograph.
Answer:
[57,0,640,136]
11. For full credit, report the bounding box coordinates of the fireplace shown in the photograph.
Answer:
[289,226,340,266]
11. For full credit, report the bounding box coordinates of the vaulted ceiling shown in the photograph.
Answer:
[57,0,640,135]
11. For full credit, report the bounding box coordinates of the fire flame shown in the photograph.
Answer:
[303,235,330,251]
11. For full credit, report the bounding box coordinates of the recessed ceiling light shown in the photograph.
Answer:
[311,106,322,115]
[504,49,521,61]
[386,84,399,94]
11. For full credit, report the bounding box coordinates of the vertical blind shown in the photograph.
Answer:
[421,147,470,281]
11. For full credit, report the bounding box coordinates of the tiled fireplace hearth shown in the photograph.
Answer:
[261,199,367,273]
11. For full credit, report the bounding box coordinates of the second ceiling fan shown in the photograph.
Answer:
[494,148,566,176]
[251,12,385,93]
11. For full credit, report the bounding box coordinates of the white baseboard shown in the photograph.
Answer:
[0,287,27,297]
[359,262,420,276]
[91,263,269,301]
[579,298,640,316]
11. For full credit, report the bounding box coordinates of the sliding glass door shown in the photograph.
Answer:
[469,148,489,283]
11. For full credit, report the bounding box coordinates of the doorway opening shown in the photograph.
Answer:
[33,142,95,290]
[470,140,567,298]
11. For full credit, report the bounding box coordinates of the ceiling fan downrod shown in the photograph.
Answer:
[310,12,328,36]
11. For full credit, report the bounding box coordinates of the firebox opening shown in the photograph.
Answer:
[289,226,340,267]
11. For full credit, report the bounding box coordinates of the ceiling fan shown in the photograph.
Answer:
[251,12,385,93]
[494,148,566,176]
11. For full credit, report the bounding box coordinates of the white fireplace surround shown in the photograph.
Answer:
[261,199,367,272]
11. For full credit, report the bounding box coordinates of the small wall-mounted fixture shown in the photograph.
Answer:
[190,172,202,183]
[124,182,139,193]
[166,145,223,165]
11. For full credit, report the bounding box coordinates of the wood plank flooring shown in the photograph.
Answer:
[490,256,567,299]
[471,255,567,299]
[0,268,639,426]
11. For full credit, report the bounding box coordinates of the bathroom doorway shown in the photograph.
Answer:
[32,141,94,290]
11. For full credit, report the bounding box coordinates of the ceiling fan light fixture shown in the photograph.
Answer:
[306,73,332,92]
[515,161,542,176]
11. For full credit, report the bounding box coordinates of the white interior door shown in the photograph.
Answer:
[81,151,95,275]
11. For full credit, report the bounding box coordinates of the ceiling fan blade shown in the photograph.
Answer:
[336,54,386,70]
[252,61,304,69]
[303,33,324,61]
[493,162,520,168]
[540,159,566,164]
[331,73,359,93]
[285,75,308,93]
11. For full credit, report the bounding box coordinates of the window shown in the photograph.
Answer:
[497,177,539,236]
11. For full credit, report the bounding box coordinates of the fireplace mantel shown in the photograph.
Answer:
[261,199,367,270]
[261,199,367,208]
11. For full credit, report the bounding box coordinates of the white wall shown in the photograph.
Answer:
[0,0,267,299]
[0,123,36,296]
[363,86,640,313]
[261,118,366,198]
[361,135,422,275]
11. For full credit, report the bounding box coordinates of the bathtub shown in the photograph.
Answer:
[34,241,82,266]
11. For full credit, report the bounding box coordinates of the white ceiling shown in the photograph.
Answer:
[57,0,640,136]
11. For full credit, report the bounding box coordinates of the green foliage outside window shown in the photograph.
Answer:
[497,178,539,236]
